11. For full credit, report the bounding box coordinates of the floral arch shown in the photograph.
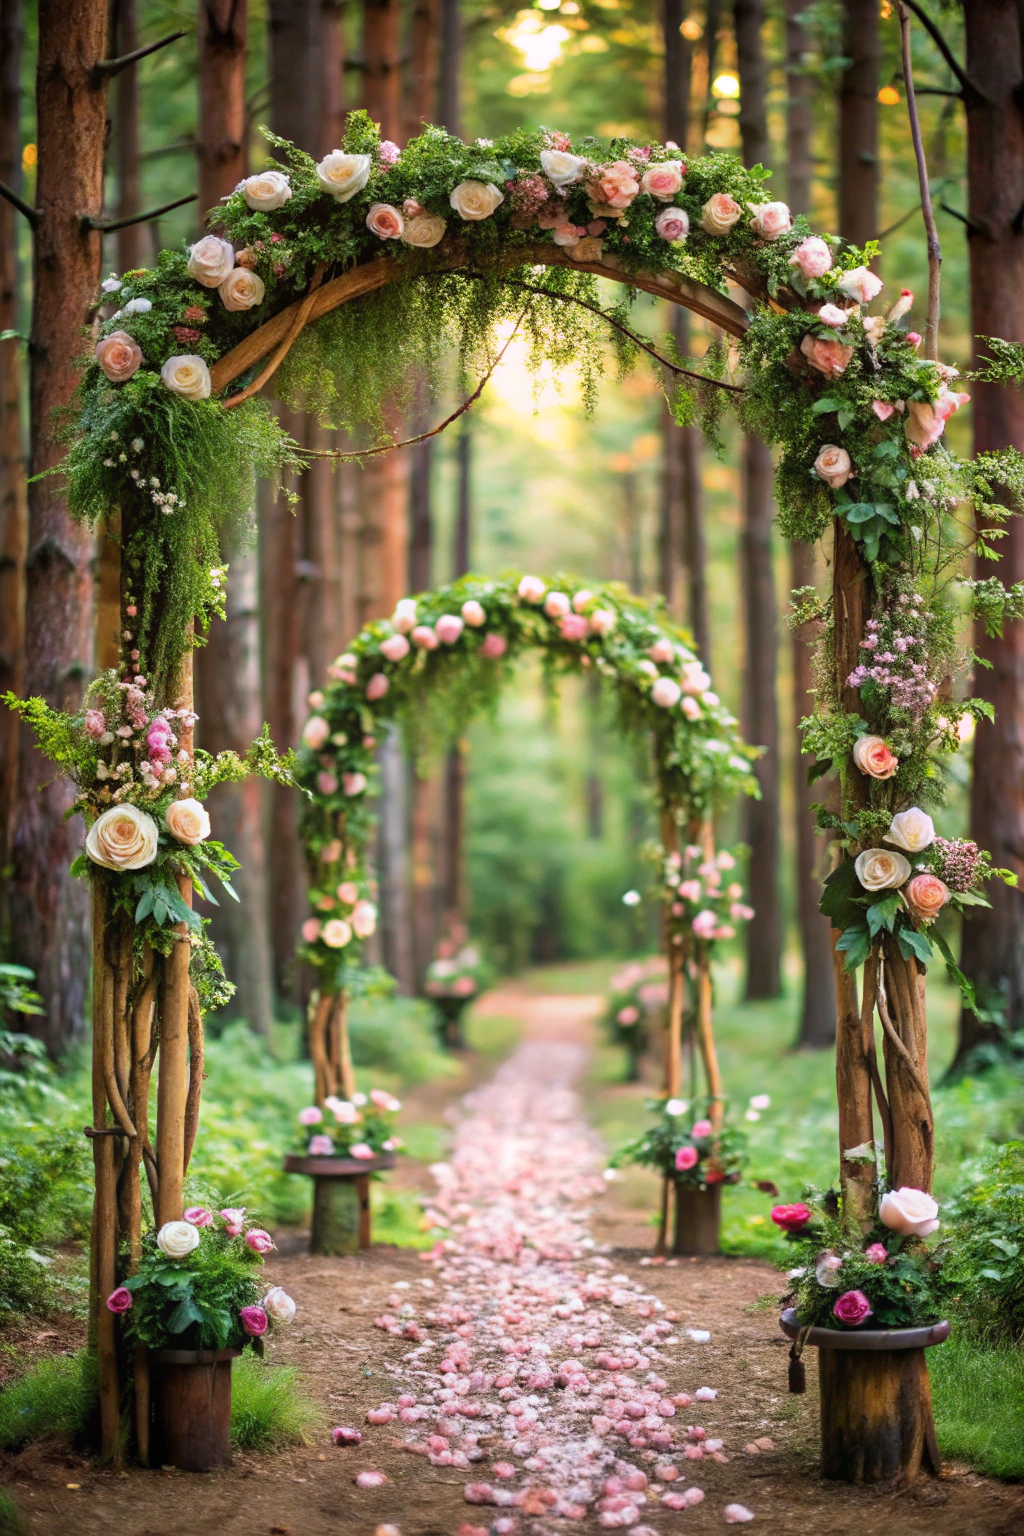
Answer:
[9,109,1024,1463]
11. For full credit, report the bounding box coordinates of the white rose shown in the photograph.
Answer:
[651,678,682,708]
[187,234,235,287]
[665,1098,688,1116]
[854,847,912,892]
[747,201,792,241]
[156,1220,202,1258]
[161,355,212,401]
[86,805,159,871]
[165,798,211,846]
[449,180,504,221]
[879,1187,939,1238]
[315,151,371,203]
[123,296,152,315]
[518,575,546,603]
[837,265,884,305]
[813,444,853,489]
[540,150,584,188]
[885,807,935,854]
[218,267,266,312]
[815,1251,843,1288]
[241,170,291,211]
[401,213,447,248]
[393,598,418,633]
[263,1285,296,1323]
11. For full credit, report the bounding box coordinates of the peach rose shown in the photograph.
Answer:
[392,598,418,633]
[449,180,504,220]
[302,716,330,750]
[837,265,884,305]
[366,202,405,240]
[905,388,970,455]
[800,334,854,377]
[322,919,352,948]
[351,899,377,938]
[544,591,571,618]
[94,330,142,383]
[587,160,640,210]
[852,734,898,779]
[641,161,685,201]
[699,193,742,236]
[518,575,546,603]
[813,444,853,489]
[218,267,265,312]
[903,873,950,924]
[165,797,210,845]
[401,213,447,248]
[747,201,791,241]
[461,599,486,627]
[788,236,831,280]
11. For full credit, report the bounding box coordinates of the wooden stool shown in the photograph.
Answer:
[284,1153,396,1256]
[673,1180,721,1254]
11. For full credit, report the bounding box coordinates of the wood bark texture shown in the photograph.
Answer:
[818,1346,940,1482]
[838,0,879,249]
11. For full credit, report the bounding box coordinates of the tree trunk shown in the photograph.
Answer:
[362,0,401,136]
[838,0,879,249]
[956,0,1024,1064]
[406,0,440,143]
[10,0,109,1054]
[787,0,835,1045]
[112,0,145,273]
[0,0,26,909]
[818,1345,940,1483]
[442,424,471,930]
[438,0,461,133]
[322,0,346,147]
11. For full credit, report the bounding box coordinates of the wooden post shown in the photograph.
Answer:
[818,1347,940,1482]
[335,991,357,1100]
[878,942,934,1192]
[91,885,121,1462]
[673,1182,721,1256]
[694,952,723,1131]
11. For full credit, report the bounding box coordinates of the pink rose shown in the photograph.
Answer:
[730,902,755,921]
[351,898,377,938]
[905,388,970,456]
[813,443,853,489]
[106,1286,133,1313]
[94,330,143,383]
[649,637,675,664]
[879,1186,939,1238]
[411,624,438,650]
[517,575,546,603]
[435,614,465,644]
[817,303,848,328]
[240,1305,269,1337]
[691,1118,713,1139]
[316,770,338,795]
[453,975,475,995]
[220,1206,246,1236]
[587,160,640,210]
[789,236,831,280]
[184,1206,214,1227]
[299,1105,323,1126]
[770,1202,812,1233]
[871,399,895,421]
[691,909,718,939]
[303,715,330,750]
[747,201,792,241]
[366,202,404,239]
[544,591,571,618]
[864,1242,888,1263]
[560,613,590,641]
[365,672,389,702]
[906,330,922,348]
[333,1425,362,1445]
[380,633,410,662]
[342,772,367,796]
[616,1005,640,1025]
[301,918,321,943]
[349,1142,375,1160]
[641,162,685,201]
[654,206,689,242]
[800,334,854,376]
[852,734,898,780]
[403,198,424,217]
[308,1134,335,1156]
[651,677,682,708]
[904,873,951,924]
[480,633,508,659]
[837,265,884,305]
[245,1229,274,1254]
[675,1145,698,1172]
[337,881,359,904]
[699,193,742,235]
[461,599,486,627]
[832,1289,873,1327]
[677,879,702,901]
[84,709,106,739]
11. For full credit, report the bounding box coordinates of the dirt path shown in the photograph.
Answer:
[6,988,1023,1536]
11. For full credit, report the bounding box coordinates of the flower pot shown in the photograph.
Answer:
[151,1347,242,1472]
[780,1307,950,1483]
[433,994,472,1050]
[283,1152,396,1256]
[672,1180,721,1255]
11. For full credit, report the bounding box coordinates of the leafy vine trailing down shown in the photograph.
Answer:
[293,572,759,991]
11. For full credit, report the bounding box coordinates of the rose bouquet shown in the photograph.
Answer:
[613,1097,747,1191]
[772,1186,945,1331]
[295,1088,402,1162]
[424,939,490,1002]
[603,958,668,1081]
[661,843,754,949]
[112,1209,295,1352]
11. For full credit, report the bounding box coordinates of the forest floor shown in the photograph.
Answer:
[4,983,1023,1536]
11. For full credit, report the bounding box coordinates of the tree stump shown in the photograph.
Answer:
[151,1348,241,1471]
[284,1153,394,1256]
[673,1181,721,1255]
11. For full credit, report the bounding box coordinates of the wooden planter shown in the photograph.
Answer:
[151,1346,242,1471]
[780,1307,950,1483]
[284,1152,396,1256]
[672,1180,721,1255]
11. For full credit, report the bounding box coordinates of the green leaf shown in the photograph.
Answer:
[866,892,900,937]
[837,406,856,431]
[819,858,862,930]
[167,1296,203,1334]
[844,502,880,524]
[836,920,872,971]
[980,1267,1005,1282]
[135,888,155,923]
[873,438,901,459]
[811,396,843,415]
[952,889,991,908]
[807,757,833,785]
[872,502,901,526]
[897,925,933,965]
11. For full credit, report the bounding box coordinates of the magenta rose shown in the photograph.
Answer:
[833,1289,873,1327]
[240,1305,269,1337]
[245,1228,274,1254]
[675,1145,698,1172]
[106,1286,133,1314]
[184,1206,213,1227]
[480,633,508,659]
[770,1202,812,1234]
[864,1242,888,1264]
[690,1118,713,1140]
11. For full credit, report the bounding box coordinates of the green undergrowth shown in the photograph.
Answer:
[930,1333,1024,1479]
[229,1352,320,1450]
[0,1489,26,1536]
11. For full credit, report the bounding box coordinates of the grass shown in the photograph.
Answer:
[931,1332,1024,1479]
[229,1353,320,1450]
[0,1352,96,1451]
[0,1490,26,1536]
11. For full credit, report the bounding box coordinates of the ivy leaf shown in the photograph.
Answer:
[807,757,833,785]
[819,858,862,930]
[897,925,933,966]
[836,920,872,971]
[866,891,900,937]
[873,439,901,459]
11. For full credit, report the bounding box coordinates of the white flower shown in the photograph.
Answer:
[879,1186,939,1238]
[165,798,211,845]
[156,1220,202,1259]
[86,805,159,871]
[749,1093,770,1111]
[517,575,546,604]
[837,265,884,305]
[187,234,235,287]
[322,919,352,948]
[885,807,935,854]
[747,201,792,241]
[540,149,585,188]
[160,355,212,400]
[449,179,504,221]
[263,1285,296,1323]
[815,1250,843,1288]
[665,1098,688,1116]
[651,677,682,708]
[218,267,266,312]
[123,296,152,315]
[240,170,291,211]
[854,847,912,892]
[401,213,447,248]
[315,151,371,202]
[101,276,122,294]
[393,597,418,633]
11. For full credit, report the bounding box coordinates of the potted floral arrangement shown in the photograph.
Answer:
[662,841,754,951]
[603,959,668,1082]
[286,1090,402,1256]
[110,1208,295,1471]
[772,1185,949,1482]
[424,932,490,1049]
[613,1097,747,1255]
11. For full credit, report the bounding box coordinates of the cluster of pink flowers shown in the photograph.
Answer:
[930,836,981,893]
[846,595,936,725]
[297,1087,402,1159]
[81,676,196,813]
[662,845,752,945]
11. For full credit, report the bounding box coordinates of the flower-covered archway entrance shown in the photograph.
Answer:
[9,108,1022,1475]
